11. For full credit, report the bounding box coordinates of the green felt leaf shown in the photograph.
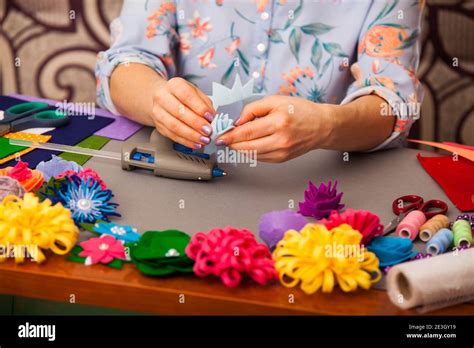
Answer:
[136,262,177,277]
[323,42,348,57]
[67,255,86,263]
[289,28,302,62]
[80,222,96,233]
[107,258,123,269]
[70,245,83,256]
[300,23,333,36]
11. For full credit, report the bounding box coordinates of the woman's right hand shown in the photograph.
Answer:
[151,77,215,149]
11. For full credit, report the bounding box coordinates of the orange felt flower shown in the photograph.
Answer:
[359,25,408,57]
[0,161,44,192]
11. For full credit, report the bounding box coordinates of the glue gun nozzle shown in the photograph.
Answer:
[212,167,227,178]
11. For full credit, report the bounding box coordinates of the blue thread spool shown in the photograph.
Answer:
[426,228,453,256]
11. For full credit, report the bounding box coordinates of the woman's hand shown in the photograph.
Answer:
[216,96,335,163]
[151,77,216,149]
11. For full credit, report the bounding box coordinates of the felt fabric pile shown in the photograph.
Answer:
[0,96,114,169]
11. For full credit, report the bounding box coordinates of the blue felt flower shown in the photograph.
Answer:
[53,175,120,224]
[93,222,141,243]
[36,155,83,182]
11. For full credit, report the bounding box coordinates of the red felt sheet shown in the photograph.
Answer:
[417,154,474,212]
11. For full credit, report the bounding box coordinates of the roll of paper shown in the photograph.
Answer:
[387,249,474,311]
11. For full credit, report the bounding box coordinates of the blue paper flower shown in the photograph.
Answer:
[93,222,141,243]
[36,155,83,182]
[52,175,120,224]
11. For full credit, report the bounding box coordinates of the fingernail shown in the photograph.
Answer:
[235,117,241,126]
[193,143,202,150]
[200,136,211,145]
[204,112,214,123]
[215,139,225,146]
[201,125,212,136]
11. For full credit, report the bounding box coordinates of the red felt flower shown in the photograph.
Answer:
[79,235,126,265]
[186,226,278,287]
[56,168,107,189]
[319,209,384,245]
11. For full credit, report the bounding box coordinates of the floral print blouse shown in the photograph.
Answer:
[96,0,424,151]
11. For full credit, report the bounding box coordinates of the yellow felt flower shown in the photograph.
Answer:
[272,223,381,294]
[0,193,79,264]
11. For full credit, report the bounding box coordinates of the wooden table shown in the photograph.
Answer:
[1,128,473,315]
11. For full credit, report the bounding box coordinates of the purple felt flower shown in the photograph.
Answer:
[298,180,344,219]
[259,210,308,249]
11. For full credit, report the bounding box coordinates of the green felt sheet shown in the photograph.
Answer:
[59,135,110,166]
[0,137,26,158]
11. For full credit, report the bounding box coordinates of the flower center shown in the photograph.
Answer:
[111,226,126,235]
[99,243,109,251]
[77,198,92,211]
[165,248,180,257]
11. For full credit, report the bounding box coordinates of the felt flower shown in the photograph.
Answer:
[0,161,44,192]
[131,230,195,276]
[79,235,127,266]
[273,223,381,293]
[319,209,384,245]
[46,175,120,224]
[298,180,344,219]
[186,226,278,287]
[368,236,417,268]
[0,176,25,202]
[36,155,83,182]
[0,193,79,263]
[56,168,106,190]
[93,222,141,243]
[258,210,308,250]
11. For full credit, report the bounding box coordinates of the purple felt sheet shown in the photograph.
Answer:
[8,94,143,141]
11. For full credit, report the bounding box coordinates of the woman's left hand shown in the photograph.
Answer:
[216,96,335,163]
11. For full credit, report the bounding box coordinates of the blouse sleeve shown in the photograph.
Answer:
[95,0,178,115]
[340,0,425,151]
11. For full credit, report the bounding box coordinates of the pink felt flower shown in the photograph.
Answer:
[186,226,278,288]
[79,235,126,266]
[319,209,384,245]
[56,168,107,190]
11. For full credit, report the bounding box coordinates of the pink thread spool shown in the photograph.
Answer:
[396,210,426,240]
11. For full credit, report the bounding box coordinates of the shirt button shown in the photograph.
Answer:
[260,12,269,20]
[252,71,260,79]
[257,43,266,53]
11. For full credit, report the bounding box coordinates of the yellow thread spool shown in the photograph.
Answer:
[419,214,449,242]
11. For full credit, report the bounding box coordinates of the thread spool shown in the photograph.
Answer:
[426,228,453,256]
[452,220,473,248]
[419,214,449,242]
[396,210,426,240]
